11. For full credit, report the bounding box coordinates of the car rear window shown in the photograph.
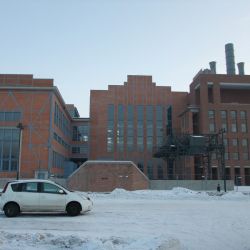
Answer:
[11,183,23,192]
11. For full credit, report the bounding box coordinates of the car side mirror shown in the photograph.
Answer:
[59,189,65,194]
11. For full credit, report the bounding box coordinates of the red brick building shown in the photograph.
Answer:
[179,72,250,185]
[0,74,88,179]
[89,75,188,179]
[1,43,250,185]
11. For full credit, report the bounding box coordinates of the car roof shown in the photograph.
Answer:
[9,179,56,184]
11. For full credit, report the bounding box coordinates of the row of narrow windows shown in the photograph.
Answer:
[208,110,248,133]
[107,104,172,152]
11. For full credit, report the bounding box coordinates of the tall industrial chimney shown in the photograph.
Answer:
[225,43,236,75]
[237,62,245,75]
[209,61,216,74]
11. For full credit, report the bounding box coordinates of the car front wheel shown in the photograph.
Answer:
[66,202,81,216]
[4,203,20,217]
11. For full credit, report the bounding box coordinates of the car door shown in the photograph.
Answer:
[39,182,66,212]
[16,182,40,211]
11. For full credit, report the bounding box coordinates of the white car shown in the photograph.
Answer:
[0,179,93,217]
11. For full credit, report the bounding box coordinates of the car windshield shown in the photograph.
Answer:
[53,181,72,192]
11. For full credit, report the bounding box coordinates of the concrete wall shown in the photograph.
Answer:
[150,180,234,191]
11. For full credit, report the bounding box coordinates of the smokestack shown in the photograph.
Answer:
[209,61,216,74]
[225,43,236,75]
[237,62,245,75]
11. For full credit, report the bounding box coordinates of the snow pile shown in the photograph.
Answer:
[89,187,249,201]
[0,231,183,250]
[221,191,248,200]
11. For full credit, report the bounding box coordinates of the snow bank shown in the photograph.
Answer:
[89,187,249,201]
[0,231,183,250]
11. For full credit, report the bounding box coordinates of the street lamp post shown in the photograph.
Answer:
[16,122,24,180]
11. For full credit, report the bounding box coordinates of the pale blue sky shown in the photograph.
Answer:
[1,0,250,117]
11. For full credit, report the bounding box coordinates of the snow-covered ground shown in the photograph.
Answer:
[0,188,250,250]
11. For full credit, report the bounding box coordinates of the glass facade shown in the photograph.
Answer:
[0,111,21,121]
[72,125,89,142]
[146,105,153,151]
[127,105,134,151]
[208,110,215,133]
[52,151,66,169]
[0,128,20,172]
[117,105,124,152]
[54,102,71,138]
[107,104,114,152]
[137,105,144,152]
[156,106,163,146]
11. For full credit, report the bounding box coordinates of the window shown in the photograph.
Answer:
[52,151,66,169]
[242,139,248,147]
[137,106,144,152]
[240,111,247,119]
[230,111,237,120]
[220,111,227,119]
[232,152,239,160]
[72,125,89,142]
[156,106,163,146]
[43,183,61,194]
[232,139,238,147]
[107,104,114,152]
[11,183,23,192]
[208,110,215,119]
[25,182,38,192]
[157,165,163,179]
[208,110,215,133]
[243,152,249,160]
[137,162,144,172]
[127,106,134,151]
[231,123,237,133]
[147,161,153,179]
[117,104,124,152]
[222,123,227,132]
[0,111,21,121]
[127,137,134,151]
[241,123,247,133]
[209,123,215,133]
[223,139,228,146]
[54,102,71,138]
[224,152,229,160]
[0,128,20,172]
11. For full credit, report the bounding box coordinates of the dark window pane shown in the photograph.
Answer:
[12,112,21,121]
[3,142,10,158]
[11,142,19,159]
[146,105,153,121]
[12,129,20,141]
[5,112,13,121]
[4,129,12,140]
[108,104,114,121]
[240,111,247,119]
[220,110,227,119]
[10,160,18,171]
[3,160,9,171]
[0,129,3,140]
[118,104,124,121]
[230,111,237,119]
[137,106,144,121]
[156,106,163,121]
[127,105,133,120]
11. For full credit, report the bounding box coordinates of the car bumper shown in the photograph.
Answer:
[81,199,93,213]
